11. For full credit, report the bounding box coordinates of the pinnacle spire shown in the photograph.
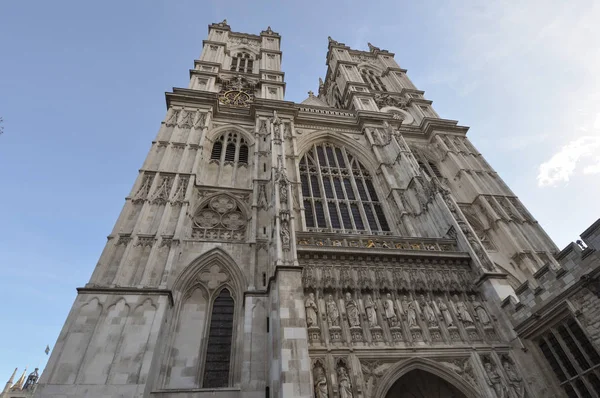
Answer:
[11,367,26,391]
[2,368,17,393]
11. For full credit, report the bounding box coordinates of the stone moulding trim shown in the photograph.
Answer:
[77,286,174,306]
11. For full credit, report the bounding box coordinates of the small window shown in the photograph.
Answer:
[238,144,249,164]
[211,138,223,160]
[225,143,236,162]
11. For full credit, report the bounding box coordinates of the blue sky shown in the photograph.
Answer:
[1,0,599,382]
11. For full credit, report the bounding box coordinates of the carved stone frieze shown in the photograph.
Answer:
[374,93,408,110]
[299,260,473,294]
[296,233,456,253]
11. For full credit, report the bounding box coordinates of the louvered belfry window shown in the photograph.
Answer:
[210,132,249,165]
[230,52,254,73]
[361,69,387,92]
[300,143,390,234]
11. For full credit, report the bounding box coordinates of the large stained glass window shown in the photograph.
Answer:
[299,143,390,234]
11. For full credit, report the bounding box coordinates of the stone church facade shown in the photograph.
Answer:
[33,20,600,398]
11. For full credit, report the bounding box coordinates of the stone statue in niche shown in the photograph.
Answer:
[402,295,418,328]
[364,294,378,327]
[383,293,399,327]
[453,295,474,326]
[484,361,507,398]
[503,359,525,398]
[337,365,354,398]
[345,292,361,327]
[420,295,437,326]
[437,297,454,326]
[326,295,340,327]
[305,293,319,327]
[471,295,492,326]
[313,362,329,398]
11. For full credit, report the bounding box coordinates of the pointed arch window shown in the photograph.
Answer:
[209,131,249,165]
[361,69,387,92]
[300,143,391,234]
[203,289,235,388]
[230,52,254,73]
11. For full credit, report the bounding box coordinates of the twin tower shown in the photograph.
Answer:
[32,20,600,398]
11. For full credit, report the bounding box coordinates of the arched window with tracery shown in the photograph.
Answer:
[361,69,387,92]
[210,131,249,165]
[300,143,391,234]
[230,52,254,73]
[164,256,239,390]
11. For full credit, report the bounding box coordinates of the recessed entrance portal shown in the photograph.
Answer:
[385,369,467,398]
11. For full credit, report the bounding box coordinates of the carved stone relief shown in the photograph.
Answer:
[191,194,246,241]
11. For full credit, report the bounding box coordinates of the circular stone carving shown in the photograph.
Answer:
[195,209,220,228]
[210,195,236,214]
[221,211,245,230]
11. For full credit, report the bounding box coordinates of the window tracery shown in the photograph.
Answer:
[192,194,246,241]
[210,131,249,166]
[300,143,390,234]
[361,68,387,92]
[230,52,254,73]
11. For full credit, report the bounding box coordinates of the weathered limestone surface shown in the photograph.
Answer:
[29,19,600,398]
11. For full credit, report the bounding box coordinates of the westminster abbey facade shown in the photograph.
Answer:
[33,20,600,398]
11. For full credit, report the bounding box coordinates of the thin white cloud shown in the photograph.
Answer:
[537,136,600,187]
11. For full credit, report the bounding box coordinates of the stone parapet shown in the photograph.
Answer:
[501,218,600,334]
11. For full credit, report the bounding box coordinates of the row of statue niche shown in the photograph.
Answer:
[304,292,492,330]
[305,265,474,292]
[313,360,353,398]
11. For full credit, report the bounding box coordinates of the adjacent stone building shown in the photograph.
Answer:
[31,20,600,398]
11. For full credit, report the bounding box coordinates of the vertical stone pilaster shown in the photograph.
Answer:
[270,267,312,398]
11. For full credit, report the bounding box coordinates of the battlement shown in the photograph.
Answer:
[502,218,600,331]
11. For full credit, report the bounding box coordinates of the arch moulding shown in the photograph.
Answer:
[206,124,255,146]
[295,130,379,174]
[169,247,246,301]
[373,357,480,398]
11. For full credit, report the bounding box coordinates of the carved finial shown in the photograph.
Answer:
[271,110,281,126]
[319,77,324,87]
[266,26,273,33]
[221,19,228,25]
[308,90,314,97]
[328,36,333,42]
[368,42,379,52]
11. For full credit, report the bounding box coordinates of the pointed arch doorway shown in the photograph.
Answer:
[375,358,479,398]
[384,369,467,398]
